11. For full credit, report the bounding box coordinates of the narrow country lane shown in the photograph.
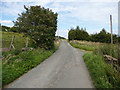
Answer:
[6,40,94,88]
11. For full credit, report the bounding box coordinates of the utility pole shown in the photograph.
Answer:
[118,1,120,70]
[110,15,113,44]
[58,29,59,39]
[68,29,69,40]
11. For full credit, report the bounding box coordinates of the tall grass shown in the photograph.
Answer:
[93,44,118,59]
[83,52,120,88]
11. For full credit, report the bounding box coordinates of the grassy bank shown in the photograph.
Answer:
[69,40,119,88]
[83,52,120,88]
[2,36,61,87]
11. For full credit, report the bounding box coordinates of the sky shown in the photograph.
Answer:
[0,0,119,38]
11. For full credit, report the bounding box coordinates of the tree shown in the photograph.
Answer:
[97,28,107,43]
[14,5,58,49]
[68,29,76,40]
[76,26,80,30]
[68,27,119,44]
[68,26,89,41]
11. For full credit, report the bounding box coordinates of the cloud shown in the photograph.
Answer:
[1,2,24,17]
[0,20,13,27]
[50,1,118,35]
[67,2,117,24]
[56,29,68,38]
[1,1,118,38]
[0,20,12,24]
[2,1,117,25]
[2,0,53,3]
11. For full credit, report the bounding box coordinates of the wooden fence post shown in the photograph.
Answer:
[26,38,28,47]
[9,35,15,50]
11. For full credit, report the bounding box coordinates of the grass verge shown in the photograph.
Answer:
[2,39,61,87]
[83,52,120,88]
[69,40,120,88]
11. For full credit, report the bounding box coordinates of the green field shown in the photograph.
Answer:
[69,40,102,51]
[1,31,34,50]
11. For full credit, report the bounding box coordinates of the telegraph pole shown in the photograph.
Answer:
[68,29,69,40]
[58,29,59,39]
[110,15,113,44]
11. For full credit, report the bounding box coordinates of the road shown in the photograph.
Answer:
[6,40,94,88]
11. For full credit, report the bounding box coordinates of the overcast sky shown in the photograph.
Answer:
[0,0,119,38]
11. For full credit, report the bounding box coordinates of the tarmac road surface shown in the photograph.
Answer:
[6,40,94,88]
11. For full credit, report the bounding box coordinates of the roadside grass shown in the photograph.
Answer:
[2,48,53,86]
[83,52,120,88]
[69,40,119,88]
[2,34,61,87]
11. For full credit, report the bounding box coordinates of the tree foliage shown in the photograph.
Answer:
[14,5,58,49]
[1,25,10,32]
[68,26,89,41]
[68,27,119,44]
[87,29,118,43]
